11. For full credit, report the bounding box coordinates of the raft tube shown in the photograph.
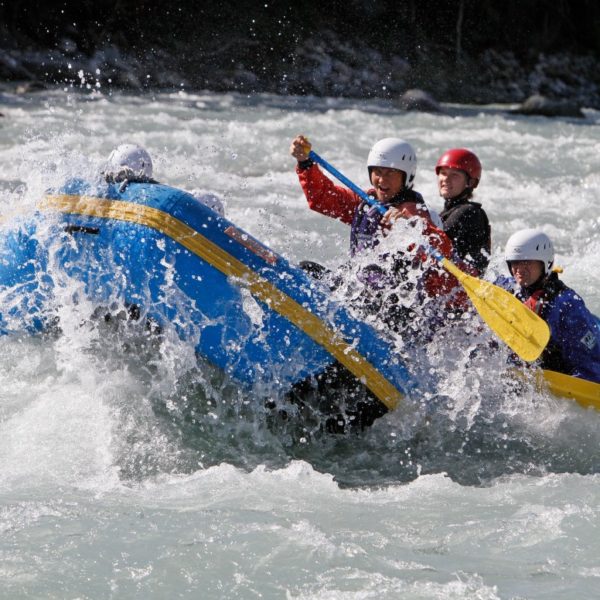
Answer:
[0,178,418,429]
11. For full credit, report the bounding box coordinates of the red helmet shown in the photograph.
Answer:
[435,148,482,187]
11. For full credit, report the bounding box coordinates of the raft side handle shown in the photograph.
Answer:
[64,225,100,235]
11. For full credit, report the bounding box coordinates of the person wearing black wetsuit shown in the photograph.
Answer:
[436,148,491,275]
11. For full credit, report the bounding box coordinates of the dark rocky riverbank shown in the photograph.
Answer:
[1,2,599,111]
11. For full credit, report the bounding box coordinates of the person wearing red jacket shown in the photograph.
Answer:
[290,135,459,323]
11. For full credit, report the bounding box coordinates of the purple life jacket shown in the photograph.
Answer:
[349,189,425,256]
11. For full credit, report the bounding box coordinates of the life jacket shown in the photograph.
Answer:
[350,188,425,256]
[518,272,569,373]
[440,191,491,275]
[519,272,566,315]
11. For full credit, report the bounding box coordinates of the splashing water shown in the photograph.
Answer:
[0,89,599,598]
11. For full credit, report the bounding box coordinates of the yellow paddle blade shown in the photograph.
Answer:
[540,369,600,411]
[441,258,550,362]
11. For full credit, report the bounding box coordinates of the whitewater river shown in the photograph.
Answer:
[0,88,599,599]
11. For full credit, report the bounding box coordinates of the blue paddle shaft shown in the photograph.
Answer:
[308,150,387,215]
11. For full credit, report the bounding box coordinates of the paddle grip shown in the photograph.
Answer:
[308,151,387,215]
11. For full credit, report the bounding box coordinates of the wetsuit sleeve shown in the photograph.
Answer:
[547,293,600,383]
[296,163,361,225]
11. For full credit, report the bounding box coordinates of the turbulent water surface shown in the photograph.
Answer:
[0,88,599,599]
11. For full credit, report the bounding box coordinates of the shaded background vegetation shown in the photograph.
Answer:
[1,0,599,103]
[3,0,600,55]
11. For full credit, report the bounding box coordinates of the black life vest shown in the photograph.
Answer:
[440,192,491,274]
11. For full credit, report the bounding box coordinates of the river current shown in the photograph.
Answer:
[0,88,599,599]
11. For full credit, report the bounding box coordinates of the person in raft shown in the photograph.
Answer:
[290,135,457,310]
[103,143,158,187]
[435,148,491,276]
[103,144,225,216]
[505,228,600,383]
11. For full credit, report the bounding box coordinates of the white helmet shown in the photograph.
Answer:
[367,138,417,189]
[190,190,225,217]
[505,228,554,274]
[106,143,153,179]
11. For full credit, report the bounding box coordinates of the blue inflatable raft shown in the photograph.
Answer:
[0,178,418,430]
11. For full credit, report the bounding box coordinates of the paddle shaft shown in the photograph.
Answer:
[308,151,387,215]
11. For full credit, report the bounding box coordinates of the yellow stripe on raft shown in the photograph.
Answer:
[40,194,403,410]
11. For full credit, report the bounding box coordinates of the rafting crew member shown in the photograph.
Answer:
[290,135,457,313]
[505,229,600,383]
[103,143,158,188]
[436,148,491,276]
[103,144,225,216]
[189,190,225,217]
